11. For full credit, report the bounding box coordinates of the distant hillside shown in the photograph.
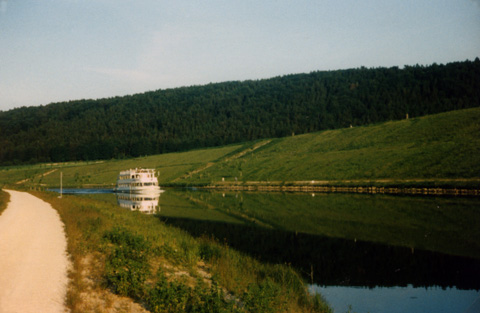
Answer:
[0,59,479,165]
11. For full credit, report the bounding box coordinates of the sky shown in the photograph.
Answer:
[0,0,479,111]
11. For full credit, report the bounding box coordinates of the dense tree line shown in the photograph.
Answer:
[1,59,479,165]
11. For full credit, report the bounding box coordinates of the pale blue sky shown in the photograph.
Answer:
[1,0,479,111]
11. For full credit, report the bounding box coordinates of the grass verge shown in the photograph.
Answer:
[0,189,10,216]
[33,191,330,313]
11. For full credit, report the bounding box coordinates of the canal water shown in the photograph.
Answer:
[57,188,480,313]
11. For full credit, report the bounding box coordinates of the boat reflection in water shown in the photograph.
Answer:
[115,191,163,214]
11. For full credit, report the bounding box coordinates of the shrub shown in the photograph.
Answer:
[147,272,190,313]
[199,241,222,261]
[104,228,151,299]
[187,281,233,313]
[243,279,286,313]
[104,227,152,262]
[146,271,236,313]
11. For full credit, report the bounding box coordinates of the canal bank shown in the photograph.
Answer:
[59,188,480,313]
[32,187,480,313]
[200,180,480,196]
[30,189,330,313]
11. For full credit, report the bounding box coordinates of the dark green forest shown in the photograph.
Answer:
[1,59,479,165]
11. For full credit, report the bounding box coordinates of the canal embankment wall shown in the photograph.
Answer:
[200,181,480,196]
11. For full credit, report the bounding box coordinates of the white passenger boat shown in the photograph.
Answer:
[115,168,161,194]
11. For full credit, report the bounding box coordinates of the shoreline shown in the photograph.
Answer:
[200,182,480,196]
[20,179,480,197]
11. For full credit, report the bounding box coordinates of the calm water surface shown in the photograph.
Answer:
[309,284,480,313]
[69,188,480,313]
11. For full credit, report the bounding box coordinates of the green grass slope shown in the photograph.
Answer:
[1,108,479,189]
[0,145,243,187]
[180,107,480,186]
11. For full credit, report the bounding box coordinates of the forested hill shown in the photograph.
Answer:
[1,59,479,165]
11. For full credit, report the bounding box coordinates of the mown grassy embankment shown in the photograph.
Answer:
[1,107,479,192]
[180,107,480,192]
[31,191,329,313]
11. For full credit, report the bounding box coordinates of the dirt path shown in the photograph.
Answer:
[174,140,272,182]
[0,190,69,313]
[15,168,58,185]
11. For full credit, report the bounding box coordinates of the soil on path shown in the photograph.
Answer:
[0,190,69,313]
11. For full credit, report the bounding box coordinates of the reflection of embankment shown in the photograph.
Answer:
[158,216,480,290]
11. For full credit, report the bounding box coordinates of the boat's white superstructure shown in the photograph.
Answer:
[115,168,161,194]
